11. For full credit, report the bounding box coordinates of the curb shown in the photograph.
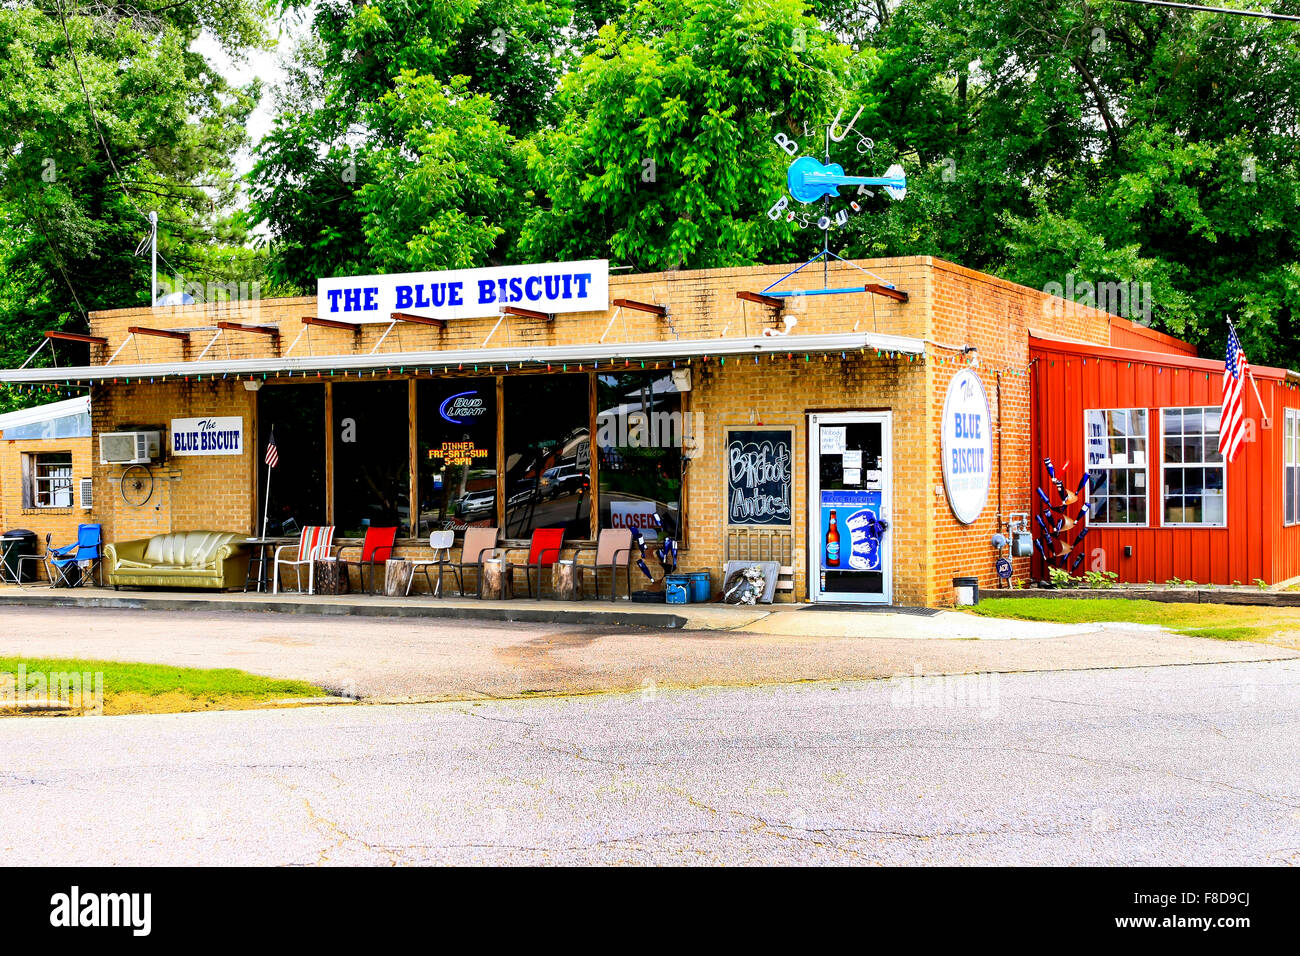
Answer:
[0,592,689,629]
[986,587,1300,607]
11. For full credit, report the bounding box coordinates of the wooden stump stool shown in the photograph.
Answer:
[383,558,414,597]
[313,558,350,595]
[552,560,582,601]
[481,558,513,600]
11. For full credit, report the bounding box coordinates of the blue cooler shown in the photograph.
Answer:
[689,572,711,603]
[665,574,691,604]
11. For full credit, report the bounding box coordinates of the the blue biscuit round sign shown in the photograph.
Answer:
[941,368,992,524]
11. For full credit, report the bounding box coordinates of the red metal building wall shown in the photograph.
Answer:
[1029,335,1298,585]
[1108,317,1200,357]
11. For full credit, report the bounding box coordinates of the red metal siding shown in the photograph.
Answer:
[1030,336,1291,585]
[1109,317,1199,357]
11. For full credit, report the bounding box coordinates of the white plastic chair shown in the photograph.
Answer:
[406,530,460,596]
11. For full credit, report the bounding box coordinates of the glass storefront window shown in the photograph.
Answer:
[416,378,497,536]
[257,384,327,535]
[503,375,590,539]
[596,371,682,542]
[1161,406,1225,527]
[1084,408,1149,525]
[333,380,411,538]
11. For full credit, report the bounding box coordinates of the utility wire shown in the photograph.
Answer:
[54,0,199,291]
[1110,0,1300,21]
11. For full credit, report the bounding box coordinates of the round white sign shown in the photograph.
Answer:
[941,368,992,525]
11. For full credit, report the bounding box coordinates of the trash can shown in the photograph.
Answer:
[665,574,691,604]
[688,571,711,603]
[952,575,980,606]
[2,529,39,583]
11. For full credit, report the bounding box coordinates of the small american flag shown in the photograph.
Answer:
[264,427,279,469]
[1219,324,1249,463]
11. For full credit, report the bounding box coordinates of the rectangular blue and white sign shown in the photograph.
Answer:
[317,260,609,323]
[171,416,244,456]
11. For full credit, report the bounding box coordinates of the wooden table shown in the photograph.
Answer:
[243,537,295,593]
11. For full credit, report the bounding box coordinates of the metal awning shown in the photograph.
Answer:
[0,331,925,384]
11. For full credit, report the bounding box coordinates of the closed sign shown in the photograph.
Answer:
[610,501,659,540]
[171,417,244,456]
[940,369,991,524]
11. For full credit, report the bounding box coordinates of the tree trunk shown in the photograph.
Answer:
[383,558,414,597]
[481,558,513,600]
[552,560,581,601]
[313,558,350,595]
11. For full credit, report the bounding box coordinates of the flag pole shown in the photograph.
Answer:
[1229,320,1269,419]
[260,429,273,542]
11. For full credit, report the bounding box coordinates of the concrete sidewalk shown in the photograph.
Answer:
[0,584,1139,640]
[0,602,1293,701]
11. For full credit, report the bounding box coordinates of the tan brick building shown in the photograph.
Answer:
[1,256,1163,604]
[0,397,94,580]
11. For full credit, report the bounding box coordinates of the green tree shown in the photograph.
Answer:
[252,0,573,289]
[0,0,262,403]
[519,0,856,270]
[842,0,1300,364]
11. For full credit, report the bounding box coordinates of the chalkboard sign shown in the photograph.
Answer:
[727,429,793,526]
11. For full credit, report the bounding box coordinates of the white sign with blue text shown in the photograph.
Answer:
[317,260,610,323]
[940,368,992,524]
[171,417,244,456]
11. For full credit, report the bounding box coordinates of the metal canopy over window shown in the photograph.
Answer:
[0,332,926,385]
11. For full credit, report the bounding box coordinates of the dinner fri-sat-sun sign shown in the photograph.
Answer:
[317,260,609,323]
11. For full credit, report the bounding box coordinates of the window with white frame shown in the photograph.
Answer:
[1161,407,1225,526]
[1286,409,1300,525]
[1084,409,1149,524]
[25,452,74,508]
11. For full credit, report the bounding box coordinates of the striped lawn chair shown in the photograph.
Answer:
[272,526,336,594]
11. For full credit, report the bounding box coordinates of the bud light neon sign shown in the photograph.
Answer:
[439,391,489,425]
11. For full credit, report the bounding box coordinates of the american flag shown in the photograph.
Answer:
[264,427,279,469]
[1219,324,1249,463]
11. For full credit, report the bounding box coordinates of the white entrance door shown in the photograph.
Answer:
[808,412,892,604]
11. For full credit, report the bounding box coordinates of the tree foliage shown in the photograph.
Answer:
[0,0,261,400]
[6,0,1300,379]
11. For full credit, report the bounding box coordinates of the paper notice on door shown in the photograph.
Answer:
[866,469,882,489]
[843,467,862,486]
[842,449,863,469]
[820,427,846,455]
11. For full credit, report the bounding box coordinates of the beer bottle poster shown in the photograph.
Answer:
[727,429,793,525]
[819,490,883,571]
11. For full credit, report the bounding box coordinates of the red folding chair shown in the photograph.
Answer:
[338,526,398,594]
[504,528,566,599]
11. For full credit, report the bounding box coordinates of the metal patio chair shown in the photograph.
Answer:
[338,525,397,595]
[272,525,336,594]
[573,528,635,601]
[406,530,461,596]
[502,527,567,600]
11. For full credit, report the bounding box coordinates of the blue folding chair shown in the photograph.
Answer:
[44,524,102,588]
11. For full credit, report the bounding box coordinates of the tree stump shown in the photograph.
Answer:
[313,558,350,595]
[383,558,414,597]
[552,560,581,601]
[481,558,512,600]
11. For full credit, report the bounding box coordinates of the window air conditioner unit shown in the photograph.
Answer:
[79,477,94,510]
[99,430,161,465]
